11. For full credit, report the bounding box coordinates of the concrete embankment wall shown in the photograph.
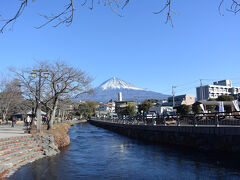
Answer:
[89,120,240,152]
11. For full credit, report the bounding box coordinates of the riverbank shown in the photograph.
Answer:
[9,122,240,180]
[31,123,71,148]
[0,122,75,179]
[89,119,240,152]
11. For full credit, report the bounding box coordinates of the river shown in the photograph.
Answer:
[10,123,240,180]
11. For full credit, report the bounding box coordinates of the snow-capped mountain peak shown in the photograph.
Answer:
[99,77,143,90]
[76,77,170,102]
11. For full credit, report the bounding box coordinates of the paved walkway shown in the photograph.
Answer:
[0,125,29,138]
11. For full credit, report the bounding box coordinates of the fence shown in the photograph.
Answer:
[91,111,240,127]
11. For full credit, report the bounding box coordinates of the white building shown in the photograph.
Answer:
[99,102,115,113]
[148,106,174,115]
[196,80,240,101]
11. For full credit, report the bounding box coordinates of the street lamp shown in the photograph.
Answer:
[31,69,49,133]
[30,72,37,78]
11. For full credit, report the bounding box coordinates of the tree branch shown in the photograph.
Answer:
[0,0,28,33]
[1,0,240,32]
[36,0,75,29]
[153,0,175,27]
[218,0,240,15]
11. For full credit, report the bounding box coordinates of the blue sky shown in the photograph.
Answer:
[0,0,240,96]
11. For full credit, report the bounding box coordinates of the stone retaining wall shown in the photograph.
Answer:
[89,120,240,152]
[33,135,60,156]
[0,123,73,179]
[0,134,60,178]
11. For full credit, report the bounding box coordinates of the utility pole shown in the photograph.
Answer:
[172,86,176,108]
[31,69,49,133]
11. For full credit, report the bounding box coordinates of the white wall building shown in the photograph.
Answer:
[99,102,115,113]
[148,106,174,115]
[196,80,240,101]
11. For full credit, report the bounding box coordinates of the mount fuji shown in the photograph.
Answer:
[78,77,169,102]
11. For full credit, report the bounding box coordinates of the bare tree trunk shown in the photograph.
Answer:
[46,109,51,122]
[48,97,58,130]
[62,110,65,120]
[34,97,38,116]
[57,109,60,123]
[2,113,6,123]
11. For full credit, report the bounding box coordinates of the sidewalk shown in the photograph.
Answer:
[0,124,29,138]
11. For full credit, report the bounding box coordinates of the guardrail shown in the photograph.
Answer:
[91,111,240,127]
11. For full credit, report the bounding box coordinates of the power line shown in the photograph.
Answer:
[175,87,196,93]
[175,80,199,87]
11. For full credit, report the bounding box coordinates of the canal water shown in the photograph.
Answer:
[10,123,240,180]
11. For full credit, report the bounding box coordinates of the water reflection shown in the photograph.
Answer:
[10,123,240,180]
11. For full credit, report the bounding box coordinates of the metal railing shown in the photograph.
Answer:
[91,111,240,127]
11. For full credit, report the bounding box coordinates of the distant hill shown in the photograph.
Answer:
[77,77,170,102]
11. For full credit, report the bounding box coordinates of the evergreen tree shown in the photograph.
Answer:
[192,102,202,114]
[137,100,152,113]
[175,104,191,116]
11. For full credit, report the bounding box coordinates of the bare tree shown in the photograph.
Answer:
[0,78,23,121]
[44,61,92,129]
[10,64,47,118]
[1,0,239,33]
[56,98,73,121]
[12,61,92,129]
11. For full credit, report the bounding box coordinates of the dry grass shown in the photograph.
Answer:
[31,123,71,148]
